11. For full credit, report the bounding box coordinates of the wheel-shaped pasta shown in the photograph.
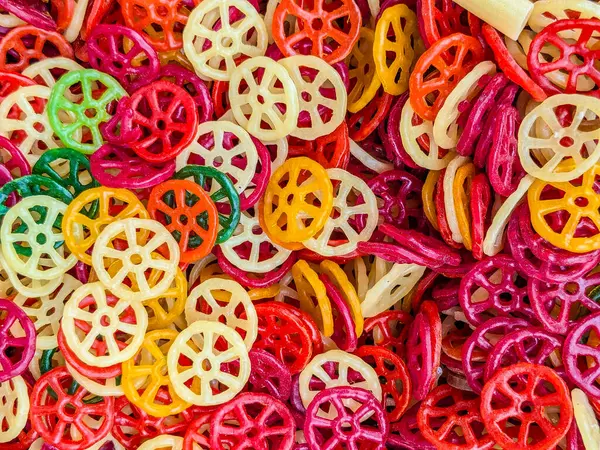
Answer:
[263,156,333,243]
[22,57,85,92]
[303,168,379,257]
[433,61,497,150]
[48,69,127,154]
[298,349,382,414]
[528,161,600,253]
[144,268,188,331]
[63,186,150,266]
[92,218,180,302]
[292,260,334,337]
[166,320,250,406]
[347,28,381,114]
[175,121,258,194]
[220,204,293,273]
[13,274,82,350]
[229,56,299,140]
[373,4,418,96]
[0,85,67,166]
[185,278,258,349]
[361,263,426,318]
[400,100,456,170]
[121,329,190,418]
[0,376,29,443]
[279,55,347,139]
[528,0,600,39]
[183,0,268,81]
[0,249,63,298]
[518,94,600,182]
[61,282,148,367]
[1,196,81,280]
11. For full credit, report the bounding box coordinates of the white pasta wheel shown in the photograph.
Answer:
[483,175,534,256]
[0,85,73,166]
[0,376,29,443]
[185,278,258,349]
[22,57,85,92]
[572,388,600,450]
[303,168,379,257]
[13,274,82,350]
[433,61,496,149]
[298,350,382,416]
[349,139,393,174]
[183,0,268,81]
[518,94,600,182]
[229,56,299,140]
[443,156,469,244]
[400,100,456,170]
[176,121,258,194]
[219,204,292,273]
[279,55,347,139]
[361,263,426,318]
[65,0,90,42]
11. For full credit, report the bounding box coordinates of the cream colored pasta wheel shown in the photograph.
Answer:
[0,11,24,28]
[1,260,64,298]
[279,55,347,139]
[274,271,299,303]
[1,196,81,280]
[92,218,180,302]
[433,61,497,149]
[22,57,85,92]
[0,376,29,443]
[361,263,426,318]
[185,278,258,349]
[137,435,184,450]
[67,363,140,397]
[65,0,89,42]
[529,0,600,39]
[167,320,250,406]
[29,439,44,450]
[0,85,74,166]
[518,94,600,182]
[266,136,289,170]
[183,0,268,81]
[220,205,292,273]
[343,256,369,302]
[483,175,534,256]
[349,139,393,174]
[229,56,299,141]
[61,282,148,367]
[188,254,217,289]
[13,274,82,350]
[400,100,456,170]
[175,121,258,194]
[0,250,22,298]
[0,252,64,298]
[298,350,382,415]
[443,156,469,244]
[572,388,600,450]
[303,168,379,257]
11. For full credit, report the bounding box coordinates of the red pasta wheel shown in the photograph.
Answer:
[30,367,114,450]
[481,363,573,450]
[124,80,199,163]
